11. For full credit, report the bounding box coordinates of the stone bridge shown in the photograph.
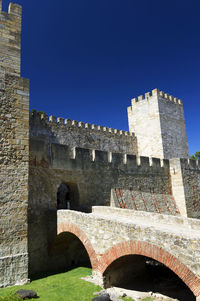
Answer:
[57,206,200,300]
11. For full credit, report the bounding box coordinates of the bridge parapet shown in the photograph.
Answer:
[92,206,200,231]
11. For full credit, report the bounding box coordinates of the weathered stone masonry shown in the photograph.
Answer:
[1,1,200,299]
[128,90,189,159]
[28,142,171,275]
[170,158,200,218]
[58,208,200,297]
[0,2,29,287]
[30,112,138,155]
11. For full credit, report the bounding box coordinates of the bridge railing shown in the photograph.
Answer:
[91,206,200,231]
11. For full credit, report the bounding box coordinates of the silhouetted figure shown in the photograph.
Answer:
[57,183,70,209]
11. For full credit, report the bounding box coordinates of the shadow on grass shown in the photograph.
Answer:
[30,263,92,281]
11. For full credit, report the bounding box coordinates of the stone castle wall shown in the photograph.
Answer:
[28,140,171,275]
[181,159,200,218]
[110,188,180,215]
[0,2,29,287]
[30,112,138,155]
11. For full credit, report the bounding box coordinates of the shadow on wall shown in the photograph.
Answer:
[48,232,91,274]
[28,181,89,279]
[28,206,58,278]
[103,255,195,301]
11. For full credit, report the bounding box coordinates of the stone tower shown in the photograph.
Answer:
[0,1,30,287]
[127,88,189,159]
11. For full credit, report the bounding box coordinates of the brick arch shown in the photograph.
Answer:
[99,240,200,297]
[57,222,98,270]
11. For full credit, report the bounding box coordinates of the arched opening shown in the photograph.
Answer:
[103,255,195,301]
[57,183,79,210]
[49,232,91,273]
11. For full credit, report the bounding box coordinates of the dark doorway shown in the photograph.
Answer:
[57,183,70,209]
[103,255,195,301]
[57,183,79,210]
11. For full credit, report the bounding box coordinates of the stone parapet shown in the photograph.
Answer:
[30,140,169,173]
[92,206,200,231]
[130,88,183,106]
[180,158,200,170]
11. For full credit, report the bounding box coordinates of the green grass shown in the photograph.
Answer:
[0,268,157,301]
[121,297,153,301]
[0,267,101,301]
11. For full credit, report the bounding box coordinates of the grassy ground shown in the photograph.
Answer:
[0,267,154,301]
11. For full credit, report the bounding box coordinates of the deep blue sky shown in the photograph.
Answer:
[3,0,200,155]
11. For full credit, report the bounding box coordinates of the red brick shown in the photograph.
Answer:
[57,221,98,269]
[98,240,200,296]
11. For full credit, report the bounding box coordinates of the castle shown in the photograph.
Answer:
[0,2,200,300]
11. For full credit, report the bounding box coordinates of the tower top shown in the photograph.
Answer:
[0,1,22,76]
[130,88,182,106]
[8,2,22,17]
[128,88,189,159]
[0,1,22,16]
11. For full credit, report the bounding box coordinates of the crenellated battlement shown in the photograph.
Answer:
[30,139,169,173]
[8,2,22,17]
[0,1,21,16]
[180,158,200,170]
[68,147,169,169]
[0,1,22,77]
[30,111,135,138]
[0,1,22,28]
[130,88,182,107]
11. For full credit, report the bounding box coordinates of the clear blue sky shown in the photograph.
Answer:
[3,0,200,155]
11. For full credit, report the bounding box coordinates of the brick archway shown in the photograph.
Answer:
[98,241,200,297]
[57,222,98,270]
